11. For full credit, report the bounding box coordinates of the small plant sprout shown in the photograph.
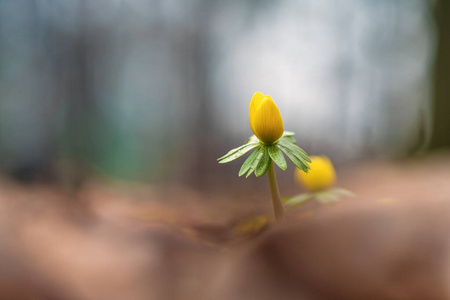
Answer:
[217,92,311,220]
[284,155,354,207]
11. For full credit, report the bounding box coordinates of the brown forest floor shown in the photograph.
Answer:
[1,152,450,299]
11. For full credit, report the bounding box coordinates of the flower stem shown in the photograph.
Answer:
[267,161,284,220]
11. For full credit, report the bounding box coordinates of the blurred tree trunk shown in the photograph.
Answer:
[431,0,450,149]
[175,0,220,189]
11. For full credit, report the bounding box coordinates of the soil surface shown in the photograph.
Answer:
[1,152,450,299]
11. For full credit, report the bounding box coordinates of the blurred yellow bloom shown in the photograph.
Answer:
[295,155,336,191]
[249,92,284,144]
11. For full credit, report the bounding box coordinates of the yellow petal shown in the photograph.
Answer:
[249,91,265,130]
[249,94,284,144]
[295,156,336,191]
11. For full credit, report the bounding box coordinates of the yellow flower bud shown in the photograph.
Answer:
[249,92,284,144]
[295,155,336,191]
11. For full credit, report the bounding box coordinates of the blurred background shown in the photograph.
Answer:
[0,0,448,188]
[3,2,450,299]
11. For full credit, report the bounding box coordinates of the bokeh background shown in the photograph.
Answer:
[0,0,448,188]
[3,2,450,299]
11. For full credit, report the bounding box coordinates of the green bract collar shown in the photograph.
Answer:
[218,131,311,178]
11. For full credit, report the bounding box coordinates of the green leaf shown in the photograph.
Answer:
[277,143,306,171]
[246,147,265,178]
[291,147,311,166]
[316,192,340,204]
[282,131,295,137]
[283,194,314,207]
[281,135,296,144]
[277,143,310,172]
[255,147,271,177]
[217,144,247,160]
[238,147,260,176]
[279,140,311,163]
[331,188,355,198]
[280,131,296,144]
[218,142,259,163]
[218,144,247,160]
[292,146,311,163]
[281,197,292,203]
[315,188,355,203]
[245,135,259,144]
[268,145,287,170]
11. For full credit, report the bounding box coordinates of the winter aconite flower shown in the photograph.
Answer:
[218,91,312,220]
[249,92,284,145]
[218,92,310,177]
[283,155,352,207]
[295,155,336,191]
